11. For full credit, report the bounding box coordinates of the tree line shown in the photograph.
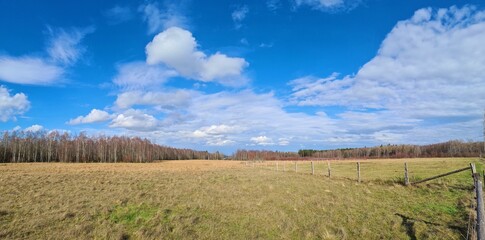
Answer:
[232,140,484,160]
[0,130,223,163]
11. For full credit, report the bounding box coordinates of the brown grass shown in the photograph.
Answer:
[0,160,243,173]
[0,158,480,239]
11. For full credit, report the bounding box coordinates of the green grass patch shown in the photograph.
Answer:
[108,203,157,228]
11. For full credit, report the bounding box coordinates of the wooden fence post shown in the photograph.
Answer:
[276,161,278,172]
[283,161,286,172]
[471,163,485,240]
[311,161,315,175]
[404,162,409,186]
[327,161,331,178]
[357,162,361,183]
[295,161,298,173]
[477,179,485,240]
[252,161,255,168]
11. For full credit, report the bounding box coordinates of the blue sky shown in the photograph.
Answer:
[0,0,484,154]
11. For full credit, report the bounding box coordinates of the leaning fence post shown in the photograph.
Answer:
[311,161,315,175]
[404,162,409,186]
[357,162,361,183]
[327,161,331,178]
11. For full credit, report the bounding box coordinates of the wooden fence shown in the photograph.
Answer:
[245,159,485,239]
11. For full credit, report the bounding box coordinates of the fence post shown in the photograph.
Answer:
[327,161,331,178]
[252,161,255,168]
[284,161,286,172]
[276,161,278,172]
[295,161,298,173]
[311,161,315,175]
[471,163,485,240]
[357,162,361,183]
[404,162,409,186]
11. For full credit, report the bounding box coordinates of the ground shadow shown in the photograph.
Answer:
[395,213,467,239]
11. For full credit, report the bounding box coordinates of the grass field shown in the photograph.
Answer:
[0,158,483,239]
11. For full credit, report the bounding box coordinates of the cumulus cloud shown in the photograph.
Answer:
[113,61,177,89]
[290,6,485,119]
[250,136,274,146]
[181,90,337,147]
[145,27,248,86]
[278,138,290,146]
[110,109,160,132]
[0,56,64,85]
[139,2,188,34]
[95,6,485,150]
[287,6,485,146]
[68,109,111,125]
[105,5,133,24]
[191,124,242,146]
[115,90,193,109]
[206,139,236,146]
[46,26,94,65]
[0,86,30,121]
[24,124,44,132]
[104,89,337,149]
[193,124,242,138]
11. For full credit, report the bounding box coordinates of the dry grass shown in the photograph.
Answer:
[0,158,481,239]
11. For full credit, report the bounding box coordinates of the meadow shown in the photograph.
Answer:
[0,158,483,239]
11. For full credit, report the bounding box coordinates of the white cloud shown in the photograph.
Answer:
[191,125,242,146]
[68,109,111,125]
[294,0,360,12]
[250,136,274,146]
[0,26,91,85]
[193,124,242,137]
[232,5,249,29]
[290,6,485,119]
[287,6,485,146]
[206,139,235,146]
[24,124,44,132]
[180,90,337,147]
[278,138,290,146]
[92,6,485,151]
[139,2,188,34]
[105,5,133,24]
[113,61,177,89]
[110,109,160,132]
[115,90,193,109]
[104,89,337,150]
[0,86,30,122]
[145,27,248,86]
[0,56,64,85]
[46,27,94,65]
[296,0,343,8]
